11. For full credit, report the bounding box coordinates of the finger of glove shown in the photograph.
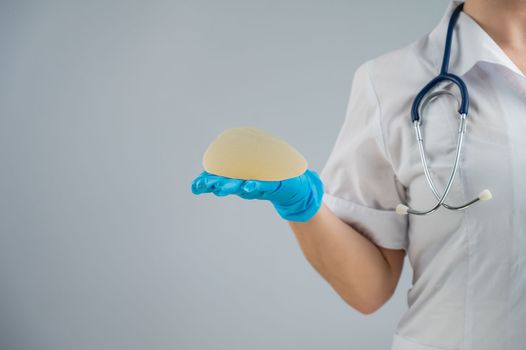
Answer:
[237,190,265,200]
[191,172,227,194]
[212,178,244,196]
[237,180,280,200]
[242,180,280,194]
[191,173,207,194]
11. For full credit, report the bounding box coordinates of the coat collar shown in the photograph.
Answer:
[428,0,524,78]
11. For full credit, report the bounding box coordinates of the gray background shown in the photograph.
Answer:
[0,1,446,349]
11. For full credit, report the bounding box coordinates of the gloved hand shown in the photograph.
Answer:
[191,169,324,222]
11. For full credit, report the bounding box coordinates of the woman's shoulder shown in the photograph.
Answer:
[362,33,439,97]
[353,33,440,118]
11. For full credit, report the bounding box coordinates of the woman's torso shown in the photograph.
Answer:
[369,4,526,349]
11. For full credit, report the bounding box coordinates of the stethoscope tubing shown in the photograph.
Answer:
[411,3,469,124]
[406,114,480,215]
[397,2,492,216]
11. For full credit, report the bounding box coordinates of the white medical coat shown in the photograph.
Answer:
[320,1,526,349]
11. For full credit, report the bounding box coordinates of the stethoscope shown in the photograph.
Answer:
[396,3,492,216]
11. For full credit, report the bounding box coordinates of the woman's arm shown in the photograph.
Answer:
[192,171,404,313]
[288,203,405,314]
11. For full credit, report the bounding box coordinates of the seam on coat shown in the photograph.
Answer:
[363,60,395,172]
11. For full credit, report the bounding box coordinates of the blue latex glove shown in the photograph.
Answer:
[191,169,324,222]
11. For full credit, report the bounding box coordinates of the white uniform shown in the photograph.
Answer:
[320,0,526,349]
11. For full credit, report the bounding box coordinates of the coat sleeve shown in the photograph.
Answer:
[320,61,408,251]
